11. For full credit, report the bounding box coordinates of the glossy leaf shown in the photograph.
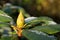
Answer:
[37,17,53,21]
[22,29,56,40]
[24,17,54,29]
[25,17,37,23]
[31,24,60,34]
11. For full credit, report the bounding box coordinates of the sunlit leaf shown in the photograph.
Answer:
[0,22,9,27]
[25,17,37,23]
[0,10,13,22]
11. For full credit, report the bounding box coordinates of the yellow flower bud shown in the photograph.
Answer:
[17,9,24,28]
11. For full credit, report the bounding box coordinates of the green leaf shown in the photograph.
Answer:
[0,16,12,22]
[24,17,54,29]
[24,20,42,28]
[0,35,18,40]
[31,24,60,34]
[22,29,56,40]
[0,10,13,22]
[0,37,11,40]
[0,22,9,27]
[38,17,53,21]
[25,17,37,23]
